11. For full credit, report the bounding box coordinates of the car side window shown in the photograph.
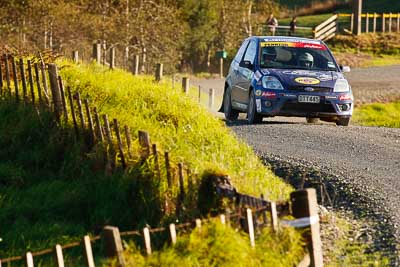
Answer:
[243,40,257,64]
[234,40,250,62]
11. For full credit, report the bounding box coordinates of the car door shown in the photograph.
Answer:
[231,39,250,107]
[236,40,257,105]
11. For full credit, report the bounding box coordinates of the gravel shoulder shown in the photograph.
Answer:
[229,119,400,262]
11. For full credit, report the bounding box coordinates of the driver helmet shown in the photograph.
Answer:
[262,47,277,62]
[298,52,314,68]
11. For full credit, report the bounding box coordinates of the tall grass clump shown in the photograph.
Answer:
[353,102,400,128]
[105,220,305,267]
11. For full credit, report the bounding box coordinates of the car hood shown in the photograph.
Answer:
[260,68,345,88]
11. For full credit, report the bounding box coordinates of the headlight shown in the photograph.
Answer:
[334,79,350,92]
[262,76,284,90]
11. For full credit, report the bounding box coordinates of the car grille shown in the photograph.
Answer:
[281,102,336,113]
[288,86,332,93]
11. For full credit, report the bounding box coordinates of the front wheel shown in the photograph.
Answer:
[247,90,263,124]
[336,117,350,126]
[223,88,239,121]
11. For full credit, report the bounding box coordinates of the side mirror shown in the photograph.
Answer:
[240,60,254,70]
[340,65,351,73]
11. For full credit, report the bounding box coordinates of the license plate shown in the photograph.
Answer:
[298,95,320,103]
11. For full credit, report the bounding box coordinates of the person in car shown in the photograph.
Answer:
[298,52,314,68]
[261,47,282,67]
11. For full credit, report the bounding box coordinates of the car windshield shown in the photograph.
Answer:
[259,41,338,71]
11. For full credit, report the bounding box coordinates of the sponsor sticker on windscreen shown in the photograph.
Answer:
[260,42,326,50]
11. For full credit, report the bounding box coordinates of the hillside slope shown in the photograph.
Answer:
[0,60,298,265]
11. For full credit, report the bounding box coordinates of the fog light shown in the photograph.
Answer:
[339,104,351,111]
[265,100,272,107]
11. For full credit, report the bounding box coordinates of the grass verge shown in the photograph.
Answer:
[0,60,299,264]
[353,102,400,128]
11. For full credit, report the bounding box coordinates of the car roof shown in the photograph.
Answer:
[252,36,324,44]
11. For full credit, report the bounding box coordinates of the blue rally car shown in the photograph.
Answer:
[220,36,353,126]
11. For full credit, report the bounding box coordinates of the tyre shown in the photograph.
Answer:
[223,88,239,121]
[247,90,263,124]
[306,117,319,124]
[336,117,350,126]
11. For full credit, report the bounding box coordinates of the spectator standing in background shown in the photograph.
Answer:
[267,14,278,36]
[289,16,297,36]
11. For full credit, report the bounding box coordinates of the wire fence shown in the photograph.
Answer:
[0,53,323,267]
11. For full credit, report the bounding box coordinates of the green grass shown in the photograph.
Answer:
[353,102,400,128]
[0,60,296,264]
[279,13,333,27]
[362,55,400,67]
[105,220,305,267]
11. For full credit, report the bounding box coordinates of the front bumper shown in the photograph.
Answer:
[255,90,353,118]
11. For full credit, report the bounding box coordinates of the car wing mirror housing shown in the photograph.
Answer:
[240,60,254,70]
[340,65,351,73]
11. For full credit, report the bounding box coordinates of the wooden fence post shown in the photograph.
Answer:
[102,226,126,267]
[83,235,95,267]
[54,244,65,267]
[246,209,255,248]
[389,13,392,32]
[195,219,202,228]
[133,55,139,75]
[113,119,126,169]
[382,13,386,32]
[72,51,79,64]
[124,126,132,157]
[260,194,267,225]
[48,64,63,122]
[208,88,214,109]
[143,227,152,255]
[220,214,226,225]
[165,151,172,187]
[110,47,116,69]
[178,162,185,202]
[182,77,189,94]
[19,58,28,103]
[290,189,323,267]
[103,114,112,144]
[169,223,177,245]
[76,92,85,130]
[397,13,400,32]
[11,57,19,101]
[152,144,161,180]
[25,252,34,267]
[40,62,50,104]
[350,13,354,33]
[270,201,278,232]
[373,13,377,33]
[155,63,163,82]
[58,76,68,122]
[93,42,101,63]
[365,13,369,33]
[103,114,115,173]
[67,87,79,138]
[27,60,35,105]
[138,130,151,159]
[84,99,95,143]
[4,55,11,94]
[94,107,104,142]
